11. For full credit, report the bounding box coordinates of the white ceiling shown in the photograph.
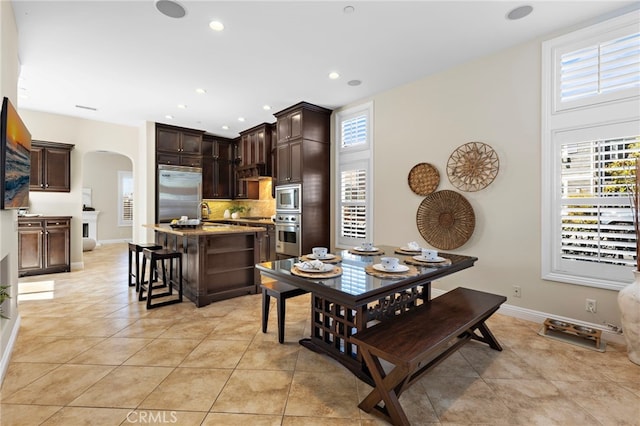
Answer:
[11,0,637,139]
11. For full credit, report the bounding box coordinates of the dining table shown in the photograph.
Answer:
[255,245,478,385]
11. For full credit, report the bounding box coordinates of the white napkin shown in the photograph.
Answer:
[295,260,325,270]
[407,241,420,251]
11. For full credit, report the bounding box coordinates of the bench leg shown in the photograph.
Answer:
[471,321,503,351]
[358,348,411,426]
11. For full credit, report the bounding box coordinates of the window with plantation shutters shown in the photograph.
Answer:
[551,12,640,112]
[341,114,367,148]
[340,168,367,239]
[560,136,640,268]
[335,102,373,248]
[542,10,640,290]
[118,171,133,226]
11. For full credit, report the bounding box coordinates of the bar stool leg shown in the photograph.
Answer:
[128,244,135,287]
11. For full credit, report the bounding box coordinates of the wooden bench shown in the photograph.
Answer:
[351,287,507,426]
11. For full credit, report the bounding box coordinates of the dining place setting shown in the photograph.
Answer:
[291,246,343,278]
[290,241,453,282]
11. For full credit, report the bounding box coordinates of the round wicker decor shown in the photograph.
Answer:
[416,190,475,250]
[408,163,440,195]
[447,142,499,192]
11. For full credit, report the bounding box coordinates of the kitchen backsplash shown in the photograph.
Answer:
[204,179,275,219]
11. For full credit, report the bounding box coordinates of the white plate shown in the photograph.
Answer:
[307,253,336,260]
[373,264,410,273]
[412,255,446,263]
[354,246,379,252]
[294,262,335,273]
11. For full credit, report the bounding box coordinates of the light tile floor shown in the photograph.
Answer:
[1,243,639,425]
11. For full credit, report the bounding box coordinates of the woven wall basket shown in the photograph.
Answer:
[408,163,440,195]
[416,190,475,250]
[447,141,499,192]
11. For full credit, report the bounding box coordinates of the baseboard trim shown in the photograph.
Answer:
[431,288,625,345]
[0,314,21,386]
[98,239,131,245]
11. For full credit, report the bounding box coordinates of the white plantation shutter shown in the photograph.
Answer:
[340,168,367,239]
[341,114,367,148]
[118,171,133,226]
[560,32,640,102]
[335,102,373,248]
[560,136,640,268]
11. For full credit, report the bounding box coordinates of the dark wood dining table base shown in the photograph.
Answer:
[300,285,430,386]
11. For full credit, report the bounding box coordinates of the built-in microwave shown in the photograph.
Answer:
[275,184,301,213]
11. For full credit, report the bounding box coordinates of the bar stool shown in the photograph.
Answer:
[139,248,183,309]
[261,281,308,343]
[127,242,162,291]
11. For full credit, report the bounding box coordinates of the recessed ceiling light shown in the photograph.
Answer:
[329,72,340,80]
[209,20,225,31]
[165,115,173,119]
[238,117,245,122]
[195,88,206,94]
[263,105,271,111]
[177,104,187,109]
[222,125,229,130]
[343,6,355,14]
[347,79,362,86]
[507,5,533,20]
[155,0,186,19]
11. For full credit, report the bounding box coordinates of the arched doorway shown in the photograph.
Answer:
[81,151,133,254]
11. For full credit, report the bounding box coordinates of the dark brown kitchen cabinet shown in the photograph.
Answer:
[273,102,331,185]
[238,123,273,174]
[202,135,234,199]
[276,110,302,143]
[18,216,71,277]
[273,102,332,254]
[30,141,74,192]
[156,123,204,167]
[275,139,302,184]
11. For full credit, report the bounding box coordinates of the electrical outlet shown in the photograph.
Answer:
[586,298,597,313]
[513,285,521,298]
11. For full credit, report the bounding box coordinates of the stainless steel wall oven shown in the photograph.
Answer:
[275,213,300,257]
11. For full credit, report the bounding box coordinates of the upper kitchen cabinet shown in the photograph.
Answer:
[275,102,331,145]
[237,122,273,179]
[273,102,331,185]
[30,141,74,192]
[156,123,204,167]
[202,134,234,199]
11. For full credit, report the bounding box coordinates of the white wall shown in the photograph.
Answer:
[341,37,622,328]
[18,110,145,267]
[0,0,21,385]
[83,151,132,243]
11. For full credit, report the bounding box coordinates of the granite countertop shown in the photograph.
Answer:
[204,217,276,226]
[144,223,266,236]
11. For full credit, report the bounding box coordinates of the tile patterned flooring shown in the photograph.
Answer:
[1,243,639,425]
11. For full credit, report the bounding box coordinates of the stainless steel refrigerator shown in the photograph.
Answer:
[157,165,202,223]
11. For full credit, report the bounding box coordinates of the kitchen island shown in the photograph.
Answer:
[145,223,266,307]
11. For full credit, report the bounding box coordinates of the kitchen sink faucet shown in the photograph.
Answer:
[198,201,210,220]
